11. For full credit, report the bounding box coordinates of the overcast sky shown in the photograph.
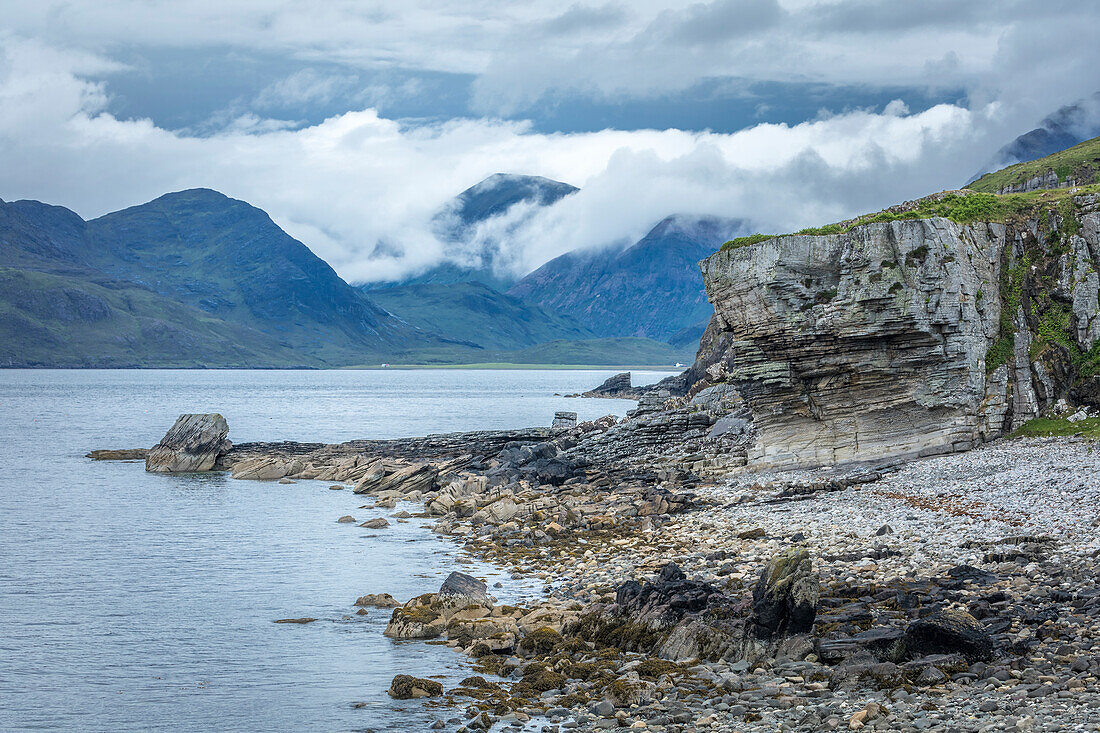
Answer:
[1,1,1097,282]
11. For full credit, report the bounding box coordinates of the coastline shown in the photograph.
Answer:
[120,397,1100,732]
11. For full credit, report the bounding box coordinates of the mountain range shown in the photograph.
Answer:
[0,180,712,367]
[6,96,1087,370]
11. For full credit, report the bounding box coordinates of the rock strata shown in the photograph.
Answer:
[698,199,1100,468]
[145,413,231,472]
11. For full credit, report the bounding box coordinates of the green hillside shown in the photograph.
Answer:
[968,135,1100,193]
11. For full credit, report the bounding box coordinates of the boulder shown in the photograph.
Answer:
[750,548,819,639]
[439,571,489,605]
[552,411,578,429]
[388,674,443,699]
[145,414,231,473]
[384,594,447,639]
[902,610,993,662]
[232,456,295,480]
[359,518,389,529]
[354,593,400,608]
[584,372,633,397]
[336,515,356,524]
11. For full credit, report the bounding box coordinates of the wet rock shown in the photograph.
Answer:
[385,594,447,639]
[903,610,993,662]
[359,518,389,529]
[355,593,400,608]
[145,413,231,473]
[86,449,149,460]
[273,617,316,624]
[388,674,443,699]
[336,515,356,523]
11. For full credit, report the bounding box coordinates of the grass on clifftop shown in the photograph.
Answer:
[968,135,1100,194]
[1011,417,1100,439]
[718,185,1100,258]
[720,233,775,251]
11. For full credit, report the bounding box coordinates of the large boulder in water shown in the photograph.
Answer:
[439,571,489,605]
[145,414,231,473]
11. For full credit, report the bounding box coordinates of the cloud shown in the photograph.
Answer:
[0,35,1030,287]
[254,69,361,109]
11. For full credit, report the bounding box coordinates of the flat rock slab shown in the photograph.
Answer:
[146,414,231,473]
[87,449,150,460]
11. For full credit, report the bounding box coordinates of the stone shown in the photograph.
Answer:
[552,411,578,429]
[584,373,634,397]
[439,571,489,605]
[750,548,819,639]
[903,610,994,662]
[359,518,389,529]
[145,413,231,472]
[86,449,149,460]
[336,515,356,523]
[387,674,443,699]
[273,617,316,624]
[354,593,400,608]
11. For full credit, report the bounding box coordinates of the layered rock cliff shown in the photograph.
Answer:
[697,192,1100,468]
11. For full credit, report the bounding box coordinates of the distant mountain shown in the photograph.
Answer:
[365,173,578,291]
[972,92,1100,182]
[508,214,747,342]
[368,281,593,350]
[0,189,452,366]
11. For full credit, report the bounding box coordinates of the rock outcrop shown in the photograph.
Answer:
[145,413,231,472]
[699,196,1100,468]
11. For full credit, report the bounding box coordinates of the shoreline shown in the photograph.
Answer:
[121,398,1100,732]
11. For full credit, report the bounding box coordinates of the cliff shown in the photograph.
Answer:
[697,189,1100,468]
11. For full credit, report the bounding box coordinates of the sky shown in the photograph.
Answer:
[0,1,1098,283]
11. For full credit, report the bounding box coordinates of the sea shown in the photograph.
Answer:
[0,368,676,732]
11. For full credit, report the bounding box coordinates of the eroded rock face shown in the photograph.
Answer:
[750,547,819,639]
[699,205,1100,468]
[145,414,231,472]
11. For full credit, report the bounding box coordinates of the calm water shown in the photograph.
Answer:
[0,369,675,732]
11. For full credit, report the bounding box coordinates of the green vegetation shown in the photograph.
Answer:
[985,252,1029,373]
[968,135,1100,193]
[719,184,1100,257]
[1011,417,1100,439]
[720,233,774,250]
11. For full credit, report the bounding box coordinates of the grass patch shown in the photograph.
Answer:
[985,252,1029,373]
[721,233,775,251]
[968,135,1100,193]
[1011,417,1100,438]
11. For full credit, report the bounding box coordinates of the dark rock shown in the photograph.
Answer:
[902,610,993,662]
[750,548,819,639]
[388,674,443,699]
[875,524,893,536]
[584,373,634,397]
[439,571,489,604]
[273,617,316,624]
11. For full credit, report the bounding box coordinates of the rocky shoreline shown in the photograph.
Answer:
[107,397,1100,732]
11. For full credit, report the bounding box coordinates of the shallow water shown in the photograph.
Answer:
[0,368,675,732]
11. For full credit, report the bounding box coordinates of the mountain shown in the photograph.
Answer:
[368,281,593,350]
[972,92,1100,182]
[0,189,450,366]
[508,214,747,342]
[365,173,578,291]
